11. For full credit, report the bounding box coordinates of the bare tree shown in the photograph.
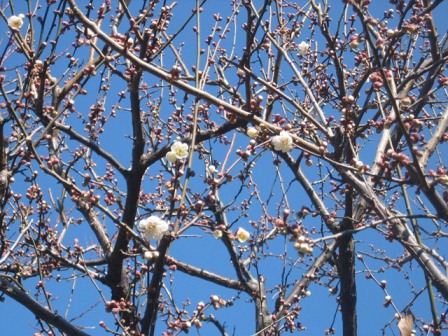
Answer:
[0,0,447,335]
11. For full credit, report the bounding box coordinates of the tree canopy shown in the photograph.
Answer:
[0,0,447,335]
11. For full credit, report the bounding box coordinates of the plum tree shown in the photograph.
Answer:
[0,0,447,335]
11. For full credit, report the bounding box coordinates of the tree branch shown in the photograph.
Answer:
[0,276,90,336]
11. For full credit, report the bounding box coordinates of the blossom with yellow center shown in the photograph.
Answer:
[166,141,189,162]
[272,131,293,152]
[139,216,169,241]
[213,230,223,239]
[297,41,310,55]
[246,127,259,139]
[7,14,25,29]
[236,227,250,243]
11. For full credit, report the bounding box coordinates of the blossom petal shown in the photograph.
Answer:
[166,151,178,163]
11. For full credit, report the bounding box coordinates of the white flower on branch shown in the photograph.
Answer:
[139,216,169,241]
[143,250,159,260]
[208,165,217,175]
[166,141,189,162]
[143,251,153,260]
[213,230,223,239]
[271,131,293,153]
[236,227,250,243]
[246,127,259,139]
[297,41,310,55]
[7,14,25,29]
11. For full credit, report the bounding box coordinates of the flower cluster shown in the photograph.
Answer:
[294,235,314,254]
[8,14,25,29]
[166,141,189,163]
[271,131,293,152]
[138,216,169,241]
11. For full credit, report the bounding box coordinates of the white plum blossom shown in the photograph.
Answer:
[271,131,293,152]
[246,127,259,139]
[236,227,250,243]
[213,229,223,239]
[166,141,189,162]
[7,14,25,29]
[294,241,313,254]
[300,243,313,254]
[143,250,159,260]
[139,216,169,241]
[171,141,189,158]
[143,251,153,260]
[386,29,397,37]
[297,41,310,55]
[208,165,218,175]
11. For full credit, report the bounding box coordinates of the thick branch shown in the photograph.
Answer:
[337,205,357,336]
[141,234,173,336]
[0,276,89,336]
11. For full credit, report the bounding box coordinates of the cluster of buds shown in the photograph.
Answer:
[85,103,106,137]
[104,189,118,206]
[83,64,97,76]
[367,118,385,133]
[210,294,227,310]
[348,34,361,49]
[401,114,424,132]
[296,206,310,218]
[301,289,312,297]
[167,319,195,331]
[369,70,393,92]
[169,65,182,80]
[298,151,312,167]
[402,23,419,35]
[248,95,264,114]
[383,295,392,307]
[384,149,411,167]
[80,189,100,206]
[272,216,288,235]
[283,306,301,332]
[143,250,160,260]
[354,51,370,66]
[428,168,448,186]
[105,299,135,314]
[235,147,253,161]
[96,1,111,19]
[294,235,313,254]
[369,72,384,91]
[73,238,84,255]
[325,328,336,335]
[26,184,43,200]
